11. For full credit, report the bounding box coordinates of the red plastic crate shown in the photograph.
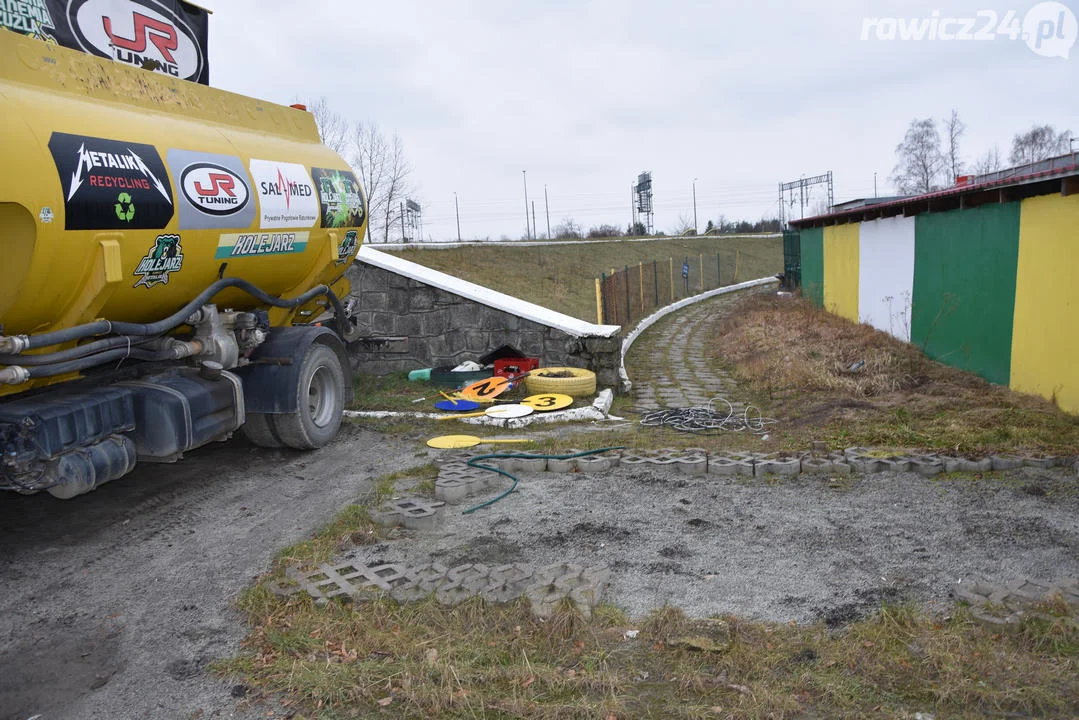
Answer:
[493,357,539,380]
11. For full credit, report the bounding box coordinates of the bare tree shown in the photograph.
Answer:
[943,109,966,182]
[304,97,349,156]
[349,122,413,243]
[890,118,945,194]
[971,146,1003,176]
[673,212,696,236]
[1010,125,1072,165]
[553,218,582,239]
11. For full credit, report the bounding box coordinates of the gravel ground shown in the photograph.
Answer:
[0,423,416,720]
[3,426,1077,720]
[355,458,1079,625]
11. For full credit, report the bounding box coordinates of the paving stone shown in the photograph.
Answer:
[909,455,944,477]
[991,455,1025,471]
[546,456,578,472]
[800,457,835,474]
[878,457,911,472]
[943,457,993,473]
[376,497,446,530]
[754,456,801,477]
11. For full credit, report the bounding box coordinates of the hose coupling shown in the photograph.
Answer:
[0,335,30,355]
[0,365,30,385]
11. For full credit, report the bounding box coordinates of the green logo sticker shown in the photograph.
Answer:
[133,234,184,288]
[115,192,135,222]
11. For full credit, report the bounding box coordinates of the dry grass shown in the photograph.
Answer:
[219,586,1079,719]
[709,294,1079,456]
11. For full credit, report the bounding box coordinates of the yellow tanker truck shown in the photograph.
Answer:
[0,30,366,498]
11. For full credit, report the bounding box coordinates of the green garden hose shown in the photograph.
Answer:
[462,446,625,515]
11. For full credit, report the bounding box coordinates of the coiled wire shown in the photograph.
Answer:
[639,396,777,435]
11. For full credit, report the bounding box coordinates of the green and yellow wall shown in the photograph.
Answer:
[798,193,1079,414]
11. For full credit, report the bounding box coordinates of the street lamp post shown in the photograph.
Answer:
[454,192,461,243]
[544,184,551,240]
[692,178,698,235]
[522,170,530,240]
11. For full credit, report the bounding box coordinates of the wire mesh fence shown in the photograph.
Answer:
[597,250,747,326]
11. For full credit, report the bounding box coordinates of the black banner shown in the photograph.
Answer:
[1,0,209,85]
[49,131,175,230]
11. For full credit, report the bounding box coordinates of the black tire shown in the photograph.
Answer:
[241,412,284,448]
[269,343,346,450]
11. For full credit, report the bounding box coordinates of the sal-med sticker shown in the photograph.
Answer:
[167,149,255,230]
[249,159,318,229]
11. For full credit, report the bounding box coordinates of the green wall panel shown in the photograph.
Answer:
[911,203,1020,386]
[799,226,824,307]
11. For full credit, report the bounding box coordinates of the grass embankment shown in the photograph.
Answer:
[382,235,782,322]
[219,476,1079,719]
[709,294,1079,456]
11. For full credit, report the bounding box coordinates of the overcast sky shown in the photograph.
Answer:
[200,0,1077,241]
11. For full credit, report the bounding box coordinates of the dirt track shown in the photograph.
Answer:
[0,424,417,720]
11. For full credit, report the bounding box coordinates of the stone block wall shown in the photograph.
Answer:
[344,261,623,389]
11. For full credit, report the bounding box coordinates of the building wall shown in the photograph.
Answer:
[799,227,824,307]
[822,224,859,323]
[858,216,915,342]
[1010,193,1079,413]
[911,203,1020,386]
[344,262,623,389]
[798,194,1078,414]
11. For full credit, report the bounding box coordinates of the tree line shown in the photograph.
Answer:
[891,112,1073,195]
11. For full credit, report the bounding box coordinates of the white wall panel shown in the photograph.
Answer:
[858,216,916,341]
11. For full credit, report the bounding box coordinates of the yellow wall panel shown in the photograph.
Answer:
[823,224,860,323]
[1011,194,1079,414]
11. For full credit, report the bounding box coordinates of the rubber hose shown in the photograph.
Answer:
[25,346,142,378]
[23,278,330,351]
[462,446,625,515]
[0,335,157,366]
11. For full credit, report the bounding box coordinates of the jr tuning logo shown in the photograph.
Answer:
[861,2,1077,59]
[249,159,319,229]
[69,0,205,80]
[180,163,249,216]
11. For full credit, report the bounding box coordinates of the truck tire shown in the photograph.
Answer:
[241,412,284,448]
[524,367,597,397]
[269,343,346,449]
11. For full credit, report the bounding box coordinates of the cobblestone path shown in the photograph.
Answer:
[625,290,753,412]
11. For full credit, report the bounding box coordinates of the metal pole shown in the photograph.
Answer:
[874,172,878,198]
[630,184,636,234]
[692,178,698,234]
[544,184,551,240]
[522,170,530,239]
[454,192,461,242]
[400,201,406,241]
[595,277,603,324]
[532,201,537,242]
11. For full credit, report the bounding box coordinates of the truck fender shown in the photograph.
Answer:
[233,326,351,414]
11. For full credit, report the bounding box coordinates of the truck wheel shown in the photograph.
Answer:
[270,343,345,449]
[241,413,284,448]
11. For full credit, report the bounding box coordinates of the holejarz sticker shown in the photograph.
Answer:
[133,234,183,288]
